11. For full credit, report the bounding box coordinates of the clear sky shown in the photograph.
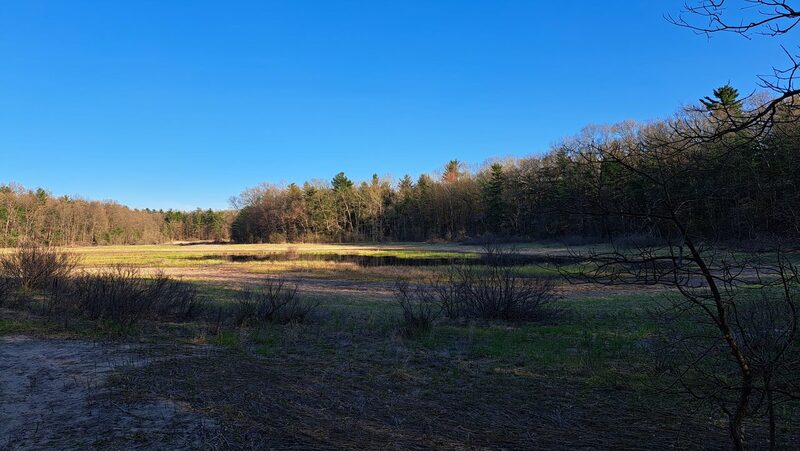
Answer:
[0,1,788,210]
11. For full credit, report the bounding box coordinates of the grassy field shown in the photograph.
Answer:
[27,242,571,286]
[0,242,795,448]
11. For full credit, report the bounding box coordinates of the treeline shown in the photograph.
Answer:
[232,92,800,244]
[0,185,233,246]
[6,88,799,247]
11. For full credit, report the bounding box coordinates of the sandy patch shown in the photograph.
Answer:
[0,336,215,449]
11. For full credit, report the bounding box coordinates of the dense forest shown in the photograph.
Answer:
[3,87,798,247]
[231,88,800,244]
[0,185,231,246]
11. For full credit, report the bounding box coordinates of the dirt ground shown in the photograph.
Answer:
[0,336,216,450]
[63,329,730,450]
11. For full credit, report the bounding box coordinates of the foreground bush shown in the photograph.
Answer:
[394,280,441,336]
[146,273,205,321]
[68,265,203,328]
[394,264,558,327]
[235,279,318,326]
[444,266,558,321]
[0,241,77,290]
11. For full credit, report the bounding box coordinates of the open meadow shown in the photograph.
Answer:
[8,1,800,448]
[2,241,795,449]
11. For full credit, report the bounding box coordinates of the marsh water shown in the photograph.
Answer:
[191,252,575,267]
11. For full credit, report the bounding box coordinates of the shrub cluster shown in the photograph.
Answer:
[394,280,441,336]
[0,242,204,328]
[394,256,559,335]
[0,243,321,331]
[68,266,203,328]
[0,241,77,290]
[439,266,558,321]
[234,279,318,326]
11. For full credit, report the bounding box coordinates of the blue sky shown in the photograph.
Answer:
[0,1,788,210]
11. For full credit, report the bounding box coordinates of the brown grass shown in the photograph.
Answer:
[109,327,729,449]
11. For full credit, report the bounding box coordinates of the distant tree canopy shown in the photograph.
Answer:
[230,88,800,244]
[5,86,799,247]
[0,186,233,246]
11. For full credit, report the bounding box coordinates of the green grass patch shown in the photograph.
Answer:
[210,330,241,349]
[0,318,51,335]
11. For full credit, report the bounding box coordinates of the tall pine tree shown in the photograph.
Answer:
[484,163,507,233]
[700,84,743,115]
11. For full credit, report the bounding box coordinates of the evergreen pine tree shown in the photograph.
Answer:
[700,84,743,115]
[484,163,506,233]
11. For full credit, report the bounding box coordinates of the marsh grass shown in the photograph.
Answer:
[1,242,796,448]
[102,289,742,449]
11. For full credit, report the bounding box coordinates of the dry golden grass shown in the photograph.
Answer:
[1,242,794,448]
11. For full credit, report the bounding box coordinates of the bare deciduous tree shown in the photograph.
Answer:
[668,1,800,141]
[555,117,800,448]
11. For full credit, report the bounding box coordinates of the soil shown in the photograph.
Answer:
[0,336,216,450]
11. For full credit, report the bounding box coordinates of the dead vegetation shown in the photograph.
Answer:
[394,247,559,336]
[0,240,797,448]
[393,280,440,336]
[234,278,319,326]
[0,242,204,329]
[0,241,77,290]
[66,266,204,328]
[442,265,558,321]
[109,324,731,450]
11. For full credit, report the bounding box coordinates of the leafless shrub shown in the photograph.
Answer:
[654,283,800,448]
[396,248,558,324]
[65,265,203,328]
[234,279,317,326]
[731,288,800,445]
[147,272,205,321]
[42,276,75,326]
[70,265,154,328]
[432,274,468,319]
[393,280,441,336]
[0,241,78,290]
[447,265,558,321]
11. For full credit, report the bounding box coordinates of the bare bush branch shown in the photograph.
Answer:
[0,241,78,290]
[235,279,318,326]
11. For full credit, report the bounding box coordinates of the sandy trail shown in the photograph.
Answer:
[0,336,215,450]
